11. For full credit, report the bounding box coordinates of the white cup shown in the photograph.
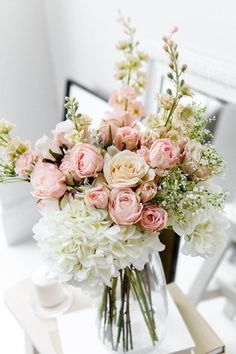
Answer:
[31,265,65,308]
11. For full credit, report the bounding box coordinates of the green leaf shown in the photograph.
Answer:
[167,88,172,95]
[49,149,63,161]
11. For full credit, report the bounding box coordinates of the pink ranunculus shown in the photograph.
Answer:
[114,126,140,151]
[85,186,109,209]
[15,151,36,178]
[137,146,150,164]
[136,182,157,203]
[149,138,180,173]
[139,205,168,233]
[128,101,144,119]
[69,143,103,179]
[109,188,143,225]
[31,162,67,199]
[108,85,138,110]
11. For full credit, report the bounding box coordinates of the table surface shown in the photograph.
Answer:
[4,280,225,354]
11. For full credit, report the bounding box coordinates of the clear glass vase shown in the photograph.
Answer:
[98,252,168,353]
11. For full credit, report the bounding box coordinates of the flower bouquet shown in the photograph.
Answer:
[0,13,229,354]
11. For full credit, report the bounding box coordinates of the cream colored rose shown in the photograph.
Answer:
[104,150,150,188]
[181,140,210,180]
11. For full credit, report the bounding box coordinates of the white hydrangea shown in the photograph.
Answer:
[33,196,164,289]
[181,208,230,258]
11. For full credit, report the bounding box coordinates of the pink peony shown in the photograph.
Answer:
[137,146,150,164]
[15,151,36,178]
[108,85,138,110]
[139,205,168,233]
[149,138,180,173]
[85,186,109,209]
[109,188,143,225]
[136,182,157,203]
[69,143,103,179]
[31,162,67,199]
[114,126,140,151]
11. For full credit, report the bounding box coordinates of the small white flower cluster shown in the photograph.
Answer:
[33,196,164,288]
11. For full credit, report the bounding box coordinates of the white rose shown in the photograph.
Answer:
[35,135,62,161]
[104,150,150,188]
[52,120,75,146]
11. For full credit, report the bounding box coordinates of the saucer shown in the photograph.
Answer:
[30,286,73,319]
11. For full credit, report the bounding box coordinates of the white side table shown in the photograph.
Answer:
[4,280,225,354]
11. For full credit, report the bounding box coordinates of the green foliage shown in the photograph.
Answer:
[189,103,213,142]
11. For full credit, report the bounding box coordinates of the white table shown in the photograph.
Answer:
[4,280,225,354]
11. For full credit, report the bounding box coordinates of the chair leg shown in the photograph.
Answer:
[25,334,39,354]
[188,241,230,305]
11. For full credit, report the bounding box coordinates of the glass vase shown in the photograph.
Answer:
[98,252,168,353]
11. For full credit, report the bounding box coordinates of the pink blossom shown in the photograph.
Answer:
[85,186,109,209]
[136,182,157,203]
[108,85,138,110]
[59,152,78,185]
[31,162,67,199]
[15,151,36,178]
[114,126,140,151]
[128,101,144,119]
[139,205,168,233]
[69,143,103,179]
[109,188,143,225]
[99,110,134,145]
[137,146,150,164]
[149,138,180,173]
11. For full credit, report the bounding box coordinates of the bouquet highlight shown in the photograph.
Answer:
[0,14,229,353]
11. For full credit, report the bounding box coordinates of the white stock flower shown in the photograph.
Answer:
[35,135,62,161]
[33,196,164,289]
[53,120,76,146]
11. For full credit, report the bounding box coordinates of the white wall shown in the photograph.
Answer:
[0,0,59,244]
[43,0,236,114]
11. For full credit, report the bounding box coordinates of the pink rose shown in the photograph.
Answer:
[85,186,109,209]
[69,143,103,179]
[114,126,140,151]
[109,188,143,225]
[136,182,157,203]
[108,86,137,110]
[128,101,144,119]
[31,162,67,199]
[139,205,168,233]
[15,151,36,178]
[137,146,150,164]
[149,138,180,173]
